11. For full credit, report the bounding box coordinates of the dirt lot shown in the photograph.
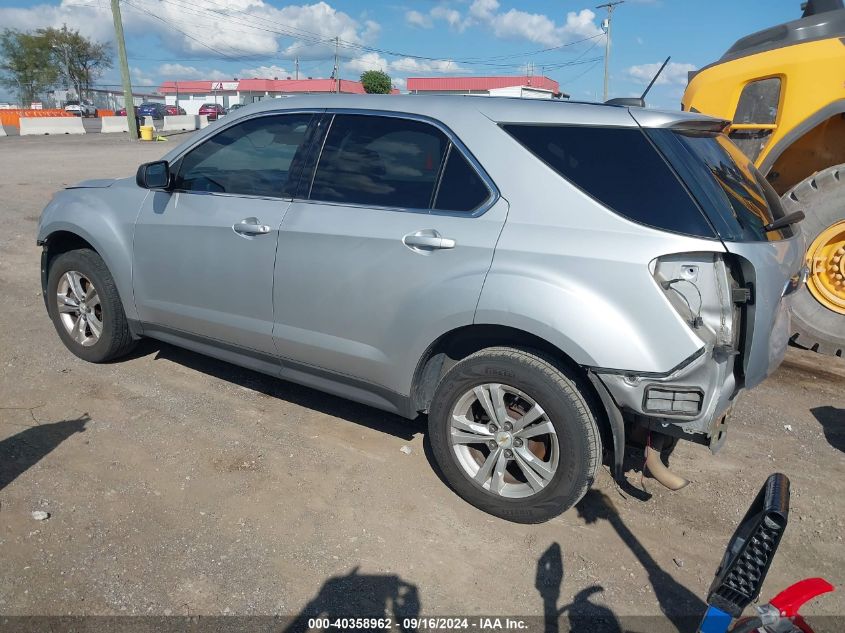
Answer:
[1,135,843,631]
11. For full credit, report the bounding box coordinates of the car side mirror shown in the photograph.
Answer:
[136,160,171,190]
[706,473,790,618]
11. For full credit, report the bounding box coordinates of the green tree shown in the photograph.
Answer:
[40,25,112,100]
[0,29,58,106]
[360,70,392,94]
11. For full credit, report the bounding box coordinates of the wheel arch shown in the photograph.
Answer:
[40,224,138,325]
[410,324,618,469]
[762,99,845,194]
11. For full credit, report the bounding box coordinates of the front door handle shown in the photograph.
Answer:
[233,217,271,236]
[403,230,456,251]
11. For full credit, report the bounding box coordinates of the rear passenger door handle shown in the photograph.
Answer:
[233,217,271,236]
[403,230,456,252]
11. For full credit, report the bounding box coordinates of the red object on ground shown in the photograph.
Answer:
[770,578,835,617]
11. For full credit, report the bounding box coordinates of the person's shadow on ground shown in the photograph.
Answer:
[575,489,705,632]
[0,414,89,492]
[811,406,844,453]
[536,542,622,633]
[285,566,421,633]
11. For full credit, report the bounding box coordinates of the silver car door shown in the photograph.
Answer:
[272,113,507,398]
[133,112,318,355]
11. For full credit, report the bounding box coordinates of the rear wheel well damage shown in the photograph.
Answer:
[410,324,621,477]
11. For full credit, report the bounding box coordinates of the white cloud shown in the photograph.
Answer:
[480,6,602,47]
[239,65,291,79]
[405,4,470,32]
[418,1,603,47]
[388,57,467,74]
[391,77,407,92]
[345,53,467,76]
[405,10,432,29]
[430,6,468,32]
[0,1,379,61]
[627,61,697,86]
[157,64,229,81]
[469,0,499,21]
[345,52,389,74]
[130,66,156,86]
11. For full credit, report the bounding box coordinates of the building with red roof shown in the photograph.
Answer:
[407,75,565,98]
[158,77,394,114]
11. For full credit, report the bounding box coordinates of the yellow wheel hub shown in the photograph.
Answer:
[806,220,845,315]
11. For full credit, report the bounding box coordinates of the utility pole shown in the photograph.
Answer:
[597,1,624,102]
[109,0,138,139]
[331,36,340,93]
[295,56,299,80]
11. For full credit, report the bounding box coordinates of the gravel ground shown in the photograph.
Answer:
[1,134,843,632]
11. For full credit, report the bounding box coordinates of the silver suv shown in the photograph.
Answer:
[37,95,805,522]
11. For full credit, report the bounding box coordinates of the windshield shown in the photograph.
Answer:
[647,129,794,242]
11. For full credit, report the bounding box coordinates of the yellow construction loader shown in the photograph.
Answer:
[683,0,845,356]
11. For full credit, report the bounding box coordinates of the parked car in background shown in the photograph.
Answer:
[137,102,167,120]
[164,105,186,116]
[228,103,245,112]
[36,95,806,523]
[198,103,226,120]
[115,106,137,117]
[64,100,97,117]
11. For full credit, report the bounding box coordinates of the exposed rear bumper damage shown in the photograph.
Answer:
[590,237,803,465]
[595,345,737,446]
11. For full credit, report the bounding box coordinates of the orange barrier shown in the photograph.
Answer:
[0,109,73,128]
[97,109,115,117]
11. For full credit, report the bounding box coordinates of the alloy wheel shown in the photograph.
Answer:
[56,271,103,347]
[449,383,559,499]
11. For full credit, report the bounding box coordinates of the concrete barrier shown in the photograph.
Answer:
[100,116,129,133]
[0,124,6,137]
[19,116,85,136]
[143,116,155,129]
[163,115,198,132]
[198,115,209,129]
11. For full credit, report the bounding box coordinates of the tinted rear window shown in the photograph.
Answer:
[502,124,716,238]
[647,129,792,241]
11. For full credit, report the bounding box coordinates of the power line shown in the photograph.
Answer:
[140,0,605,68]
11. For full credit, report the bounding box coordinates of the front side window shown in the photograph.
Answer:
[174,113,314,198]
[502,124,716,238]
[310,114,448,209]
[729,77,781,161]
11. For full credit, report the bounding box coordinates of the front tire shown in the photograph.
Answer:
[428,347,601,523]
[782,165,845,356]
[47,249,136,363]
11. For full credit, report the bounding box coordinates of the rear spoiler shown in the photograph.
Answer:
[628,108,730,133]
[669,119,732,133]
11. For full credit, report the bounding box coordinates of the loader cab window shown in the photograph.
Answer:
[729,78,781,161]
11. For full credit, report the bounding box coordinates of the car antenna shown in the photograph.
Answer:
[604,56,670,108]
[640,56,671,103]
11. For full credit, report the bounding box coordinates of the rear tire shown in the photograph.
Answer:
[428,347,601,523]
[47,249,136,363]
[782,165,845,356]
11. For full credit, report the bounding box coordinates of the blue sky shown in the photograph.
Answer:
[0,0,800,107]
